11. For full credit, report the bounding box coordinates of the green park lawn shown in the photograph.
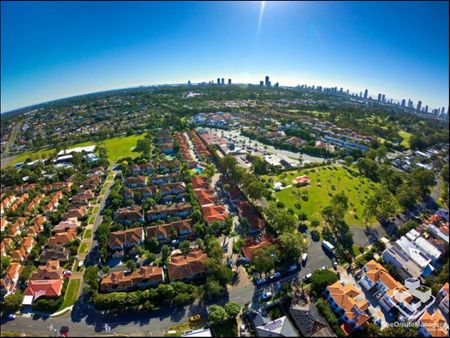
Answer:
[6,133,146,167]
[398,130,412,148]
[262,165,380,227]
[83,229,92,239]
[78,242,89,254]
[57,278,81,311]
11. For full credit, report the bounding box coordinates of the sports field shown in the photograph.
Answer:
[262,165,380,227]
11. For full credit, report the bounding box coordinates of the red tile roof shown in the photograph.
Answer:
[25,279,63,300]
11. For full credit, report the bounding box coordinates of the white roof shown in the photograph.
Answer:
[57,145,95,156]
[264,154,282,167]
[414,236,441,261]
[406,229,420,241]
[182,328,212,337]
[396,237,431,268]
[22,295,33,305]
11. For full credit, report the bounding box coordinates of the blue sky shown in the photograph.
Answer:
[1,1,449,112]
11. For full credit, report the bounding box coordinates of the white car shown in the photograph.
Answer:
[301,253,308,265]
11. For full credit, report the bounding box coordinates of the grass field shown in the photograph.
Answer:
[78,242,89,254]
[398,130,412,148]
[164,320,206,337]
[58,278,81,311]
[262,165,380,227]
[6,133,146,167]
[84,229,92,239]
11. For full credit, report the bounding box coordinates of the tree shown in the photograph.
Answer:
[208,304,228,323]
[357,158,379,181]
[135,138,152,154]
[363,185,398,221]
[252,244,280,275]
[84,266,99,292]
[411,167,436,196]
[180,240,191,255]
[126,260,136,272]
[2,291,23,314]
[204,278,224,299]
[1,256,10,271]
[161,244,170,262]
[311,219,320,228]
[279,232,308,264]
[224,301,241,318]
[310,270,338,297]
[344,155,354,167]
[266,202,297,234]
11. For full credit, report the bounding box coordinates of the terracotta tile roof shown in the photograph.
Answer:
[108,227,144,249]
[5,262,23,282]
[236,200,265,231]
[191,176,210,190]
[0,218,8,231]
[31,260,64,280]
[100,266,164,292]
[195,189,219,206]
[146,219,193,240]
[63,206,87,220]
[25,279,63,300]
[52,217,81,233]
[241,235,275,261]
[167,249,208,281]
[420,309,449,337]
[114,206,144,224]
[48,230,77,248]
[364,260,405,291]
[201,204,228,224]
[327,281,370,330]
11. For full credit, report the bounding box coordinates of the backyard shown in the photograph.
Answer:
[262,165,380,226]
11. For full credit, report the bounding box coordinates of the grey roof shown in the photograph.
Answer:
[256,316,298,337]
[249,309,271,328]
[289,304,329,337]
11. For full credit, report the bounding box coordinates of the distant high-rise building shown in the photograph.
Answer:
[401,99,406,107]
[265,76,270,87]
[359,91,363,97]
[363,89,368,99]
[188,80,191,85]
[442,107,445,114]
[377,94,382,102]
[340,88,343,93]
[221,78,224,85]
[425,105,429,113]
[259,81,264,87]
[417,100,422,111]
[346,89,349,95]
[217,78,220,85]
[228,78,231,85]
[274,82,279,88]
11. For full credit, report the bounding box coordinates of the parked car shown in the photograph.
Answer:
[260,291,272,301]
[288,264,298,272]
[301,253,308,265]
[269,272,281,280]
[255,278,266,285]
[320,265,328,271]
[7,314,16,320]
[189,314,201,322]
[59,326,69,337]
[332,260,338,269]
[303,273,312,282]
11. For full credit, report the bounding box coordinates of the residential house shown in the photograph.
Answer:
[1,195,16,214]
[201,205,228,224]
[52,217,81,233]
[0,218,8,231]
[146,219,193,243]
[30,260,64,280]
[149,173,182,185]
[26,215,46,237]
[236,200,265,234]
[255,316,298,337]
[24,193,44,214]
[125,176,146,188]
[289,304,335,337]
[194,189,219,207]
[24,279,63,303]
[100,266,164,292]
[241,235,275,262]
[47,230,77,248]
[63,206,87,220]
[438,283,449,315]
[0,238,14,256]
[39,246,70,264]
[159,182,186,197]
[8,217,27,237]
[146,203,192,222]
[72,189,95,205]
[0,262,23,297]
[191,176,210,190]
[43,191,63,213]
[419,309,449,337]
[8,193,29,213]
[326,281,370,335]
[114,207,144,225]
[167,249,208,281]
[382,242,423,281]
[108,227,145,250]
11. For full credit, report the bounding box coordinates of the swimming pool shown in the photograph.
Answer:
[195,167,204,173]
